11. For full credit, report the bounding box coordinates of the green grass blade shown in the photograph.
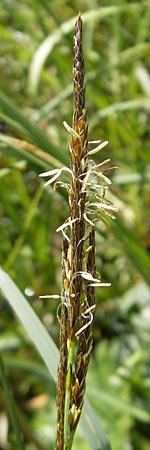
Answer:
[0,134,50,171]
[0,267,59,379]
[0,355,25,450]
[112,170,150,185]
[4,357,52,383]
[0,90,68,165]
[29,4,141,95]
[0,336,21,351]
[105,216,150,286]
[0,267,112,450]
[81,398,112,450]
[90,98,150,129]
[88,388,150,423]
[3,184,44,271]
[33,83,73,122]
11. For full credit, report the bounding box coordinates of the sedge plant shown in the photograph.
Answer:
[39,13,117,450]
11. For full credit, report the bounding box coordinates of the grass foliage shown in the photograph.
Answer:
[0,1,150,449]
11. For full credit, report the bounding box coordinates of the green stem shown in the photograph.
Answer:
[64,339,75,450]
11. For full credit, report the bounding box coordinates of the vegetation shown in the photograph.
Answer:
[0,1,150,450]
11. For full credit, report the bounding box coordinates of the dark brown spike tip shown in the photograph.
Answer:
[73,13,85,124]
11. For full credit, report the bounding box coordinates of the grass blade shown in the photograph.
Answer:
[90,98,150,129]
[0,90,68,165]
[81,397,112,450]
[105,216,150,286]
[88,388,150,423]
[29,4,141,95]
[0,267,59,379]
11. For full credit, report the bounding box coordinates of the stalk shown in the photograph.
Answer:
[39,12,116,450]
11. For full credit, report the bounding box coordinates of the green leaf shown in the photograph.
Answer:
[0,90,68,166]
[0,133,50,171]
[0,267,112,450]
[28,3,141,95]
[105,216,150,286]
[0,266,59,379]
[88,388,150,423]
[90,98,150,129]
[80,397,112,450]
[112,169,150,185]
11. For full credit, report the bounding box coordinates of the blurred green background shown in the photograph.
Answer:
[0,1,150,449]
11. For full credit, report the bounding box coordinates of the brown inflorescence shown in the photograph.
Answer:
[55,13,96,449]
[39,12,115,450]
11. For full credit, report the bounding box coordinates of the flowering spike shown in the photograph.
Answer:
[39,13,117,450]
